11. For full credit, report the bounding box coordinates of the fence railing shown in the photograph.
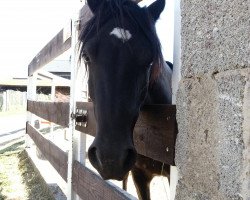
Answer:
[26,3,178,200]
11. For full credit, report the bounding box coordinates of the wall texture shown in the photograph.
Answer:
[175,0,250,199]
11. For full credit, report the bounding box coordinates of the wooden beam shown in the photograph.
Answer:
[75,102,177,165]
[28,24,72,76]
[134,105,177,165]
[26,121,135,199]
[27,100,177,165]
[26,123,68,181]
[72,161,136,200]
[28,2,149,76]
[27,101,69,127]
[79,5,93,29]
[27,4,93,77]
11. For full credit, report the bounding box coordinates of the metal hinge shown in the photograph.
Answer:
[71,109,88,127]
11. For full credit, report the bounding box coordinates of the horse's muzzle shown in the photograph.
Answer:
[88,143,137,180]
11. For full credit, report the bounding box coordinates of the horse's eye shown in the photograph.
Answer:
[82,52,90,63]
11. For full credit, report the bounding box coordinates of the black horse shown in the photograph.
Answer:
[79,0,172,199]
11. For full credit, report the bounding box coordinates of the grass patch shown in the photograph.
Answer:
[39,125,64,135]
[0,140,25,155]
[0,142,55,200]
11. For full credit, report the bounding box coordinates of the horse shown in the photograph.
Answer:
[79,0,172,199]
[122,154,170,200]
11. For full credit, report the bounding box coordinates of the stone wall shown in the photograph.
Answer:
[175,0,250,199]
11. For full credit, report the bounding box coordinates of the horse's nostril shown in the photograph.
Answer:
[88,146,101,169]
[123,148,137,171]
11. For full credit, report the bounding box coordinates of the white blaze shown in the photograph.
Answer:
[110,27,132,42]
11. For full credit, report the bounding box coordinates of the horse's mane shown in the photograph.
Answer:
[79,0,164,81]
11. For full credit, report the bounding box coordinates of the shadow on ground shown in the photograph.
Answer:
[18,150,55,200]
[48,184,67,200]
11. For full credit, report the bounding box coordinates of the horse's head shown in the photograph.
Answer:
[79,0,165,180]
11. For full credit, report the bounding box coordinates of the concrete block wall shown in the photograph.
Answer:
[175,0,250,199]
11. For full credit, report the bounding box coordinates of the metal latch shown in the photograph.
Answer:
[71,109,88,127]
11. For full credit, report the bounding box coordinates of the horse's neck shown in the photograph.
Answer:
[145,63,172,104]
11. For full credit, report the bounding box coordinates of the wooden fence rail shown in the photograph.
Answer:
[28,4,93,77]
[26,4,178,199]
[26,122,136,200]
[72,161,136,200]
[28,26,72,76]
[27,100,177,165]
[26,123,68,181]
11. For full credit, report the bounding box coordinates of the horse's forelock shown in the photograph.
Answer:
[79,0,164,82]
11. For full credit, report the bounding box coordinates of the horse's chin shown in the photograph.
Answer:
[98,169,129,181]
[101,174,125,181]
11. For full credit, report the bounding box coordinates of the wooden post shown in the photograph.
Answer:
[170,0,181,199]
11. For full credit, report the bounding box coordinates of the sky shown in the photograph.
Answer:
[0,0,82,77]
[0,0,174,78]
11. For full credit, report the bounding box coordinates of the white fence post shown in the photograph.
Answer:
[50,80,55,136]
[67,19,76,200]
[2,91,7,112]
[6,90,10,111]
[72,24,88,200]
[26,72,38,147]
[67,13,87,200]
[72,17,88,200]
[170,0,181,199]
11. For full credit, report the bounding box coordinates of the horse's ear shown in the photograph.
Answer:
[87,0,102,14]
[147,0,165,21]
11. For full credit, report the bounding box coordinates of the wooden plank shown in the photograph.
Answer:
[75,102,177,165]
[26,123,68,181]
[27,101,69,127]
[26,122,134,199]
[27,5,93,77]
[79,5,93,29]
[27,100,177,165]
[72,161,136,200]
[28,24,72,76]
[134,105,177,165]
